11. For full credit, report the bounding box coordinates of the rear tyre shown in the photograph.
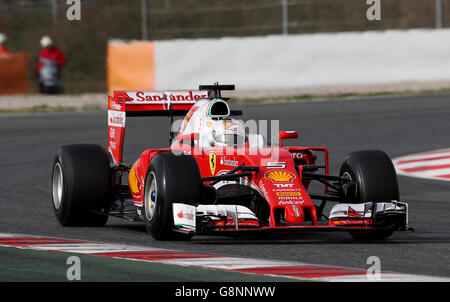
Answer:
[142,152,202,241]
[52,144,111,226]
[339,150,399,240]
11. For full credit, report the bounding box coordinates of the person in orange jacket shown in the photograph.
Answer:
[35,36,67,94]
[0,33,11,55]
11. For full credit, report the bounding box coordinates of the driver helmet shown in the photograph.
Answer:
[208,118,245,147]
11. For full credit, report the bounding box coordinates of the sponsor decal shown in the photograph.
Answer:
[331,219,372,225]
[278,200,304,205]
[345,206,363,217]
[110,103,123,111]
[220,157,239,167]
[108,110,125,127]
[109,128,116,139]
[265,171,295,183]
[173,203,196,231]
[128,164,140,194]
[276,191,301,197]
[128,90,207,104]
[291,152,304,159]
[209,152,217,175]
[177,210,195,221]
[274,183,294,188]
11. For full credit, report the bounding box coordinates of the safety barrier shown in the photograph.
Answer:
[0,53,28,95]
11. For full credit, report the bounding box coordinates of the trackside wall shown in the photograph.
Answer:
[153,29,450,90]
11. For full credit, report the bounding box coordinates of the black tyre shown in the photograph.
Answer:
[340,150,399,203]
[142,152,202,241]
[52,144,111,226]
[339,150,399,240]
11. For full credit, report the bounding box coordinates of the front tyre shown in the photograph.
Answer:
[340,150,399,203]
[142,152,201,241]
[339,150,399,240]
[52,144,111,226]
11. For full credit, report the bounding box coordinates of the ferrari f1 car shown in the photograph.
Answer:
[51,84,409,240]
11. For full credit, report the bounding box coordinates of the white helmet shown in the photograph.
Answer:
[0,33,6,44]
[208,118,245,148]
[40,36,53,48]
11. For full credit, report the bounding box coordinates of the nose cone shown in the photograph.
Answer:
[284,205,305,224]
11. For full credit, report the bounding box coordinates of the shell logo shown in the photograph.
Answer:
[128,164,140,194]
[265,171,295,183]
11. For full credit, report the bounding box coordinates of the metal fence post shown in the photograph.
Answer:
[141,0,149,40]
[51,0,57,21]
[436,0,443,28]
[282,0,289,35]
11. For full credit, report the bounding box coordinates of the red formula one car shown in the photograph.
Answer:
[51,84,409,240]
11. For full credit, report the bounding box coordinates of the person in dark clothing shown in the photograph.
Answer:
[35,36,67,94]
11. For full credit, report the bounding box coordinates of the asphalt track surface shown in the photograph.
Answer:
[1,93,449,278]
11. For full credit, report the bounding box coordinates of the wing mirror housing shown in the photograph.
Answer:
[279,131,299,147]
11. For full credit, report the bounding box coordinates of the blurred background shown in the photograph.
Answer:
[0,0,449,94]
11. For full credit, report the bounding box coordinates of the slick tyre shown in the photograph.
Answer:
[340,150,399,203]
[142,152,202,241]
[52,144,111,226]
[339,150,399,240]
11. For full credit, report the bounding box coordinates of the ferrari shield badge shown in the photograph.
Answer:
[209,152,216,175]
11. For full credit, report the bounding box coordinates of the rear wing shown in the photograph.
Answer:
[108,90,208,163]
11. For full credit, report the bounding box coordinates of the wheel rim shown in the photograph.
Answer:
[144,172,157,221]
[52,163,64,210]
[342,171,357,201]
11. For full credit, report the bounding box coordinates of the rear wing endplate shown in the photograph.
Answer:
[107,89,208,163]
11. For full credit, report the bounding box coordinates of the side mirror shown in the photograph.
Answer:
[279,131,298,140]
[279,131,298,147]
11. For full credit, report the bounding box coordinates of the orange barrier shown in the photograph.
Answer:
[107,41,155,93]
[0,53,29,95]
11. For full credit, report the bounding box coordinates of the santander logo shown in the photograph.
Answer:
[132,91,207,103]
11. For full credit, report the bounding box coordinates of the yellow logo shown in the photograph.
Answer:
[128,164,140,194]
[276,191,301,197]
[266,171,295,182]
[209,152,216,175]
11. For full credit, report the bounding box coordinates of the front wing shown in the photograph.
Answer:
[172,201,409,236]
